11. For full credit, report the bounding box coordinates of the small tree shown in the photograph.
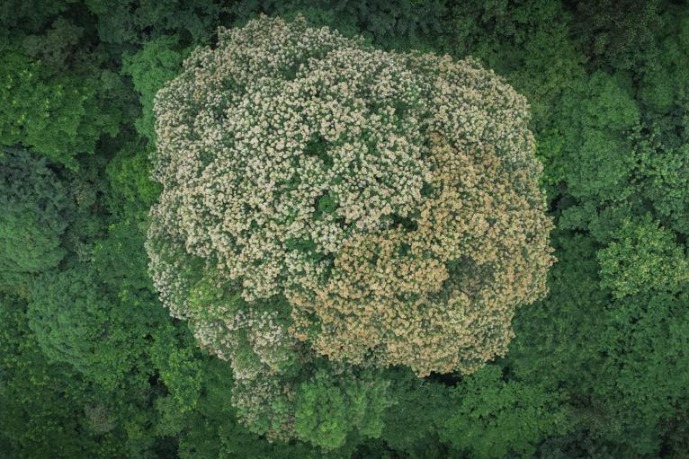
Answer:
[0,148,72,293]
[598,215,689,298]
[28,266,145,391]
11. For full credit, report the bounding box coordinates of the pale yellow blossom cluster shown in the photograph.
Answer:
[290,134,554,375]
[147,15,554,381]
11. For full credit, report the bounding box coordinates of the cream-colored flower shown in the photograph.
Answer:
[148,15,554,383]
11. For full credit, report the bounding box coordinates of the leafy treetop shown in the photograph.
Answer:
[147,15,554,381]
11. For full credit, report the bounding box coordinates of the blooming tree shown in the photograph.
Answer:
[147,15,554,439]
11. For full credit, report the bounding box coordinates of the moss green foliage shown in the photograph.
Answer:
[439,366,570,458]
[3,0,689,457]
[0,4,129,168]
[0,148,72,293]
[598,216,689,298]
[122,35,190,143]
[556,72,640,203]
[0,52,120,167]
[295,370,390,449]
[105,143,162,219]
[28,266,142,390]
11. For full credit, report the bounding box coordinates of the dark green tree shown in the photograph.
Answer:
[0,293,134,458]
[28,265,147,391]
[568,0,662,70]
[0,148,72,293]
[440,366,571,458]
[231,0,446,50]
[594,291,689,455]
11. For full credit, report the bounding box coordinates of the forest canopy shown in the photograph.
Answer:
[3,0,689,457]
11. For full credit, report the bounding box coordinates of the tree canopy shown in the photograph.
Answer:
[0,148,72,293]
[4,0,689,457]
[148,15,553,379]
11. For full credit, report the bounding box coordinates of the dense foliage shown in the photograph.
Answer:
[0,148,72,292]
[148,15,553,377]
[2,0,689,457]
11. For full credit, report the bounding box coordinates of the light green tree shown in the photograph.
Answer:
[598,215,689,298]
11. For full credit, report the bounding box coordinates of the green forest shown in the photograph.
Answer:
[2,0,689,457]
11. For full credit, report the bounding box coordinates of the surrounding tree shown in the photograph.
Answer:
[567,0,663,70]
[598,215,689,299]
[0,10,127,167]
[122,35,190,143]
[0,148,72,293]
[28,266,145,390]
[231,0,447,49]
[440,366,571,458]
